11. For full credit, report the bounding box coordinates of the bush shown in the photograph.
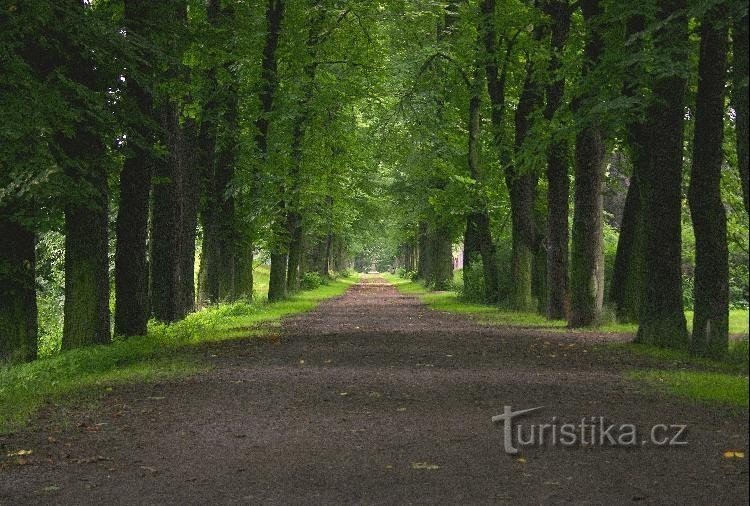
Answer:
[300,271,325,290]
[395,267,406,278]
[458,260,485,303]
[337,269,352,279]
[407,270,418,281]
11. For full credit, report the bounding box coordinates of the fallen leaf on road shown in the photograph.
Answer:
[722,450,745,459]
[7,450,32,457]
[411,462,440,470]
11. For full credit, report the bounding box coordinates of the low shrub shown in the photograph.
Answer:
[300,271,325,290]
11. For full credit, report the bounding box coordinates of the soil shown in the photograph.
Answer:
[1,277,748,504]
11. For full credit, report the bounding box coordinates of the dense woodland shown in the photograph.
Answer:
[1,0,748,365]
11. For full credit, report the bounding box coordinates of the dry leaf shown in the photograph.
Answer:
[7,450,32,457]
[411,462,440,470]
[723,450,745,459]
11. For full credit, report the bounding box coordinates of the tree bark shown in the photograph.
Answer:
[197,0,242,306]
[268,251,288,301]
[609,175,644,322]
[426,223,453,290]
[609,15,647,323]
[464,65,500,302]
[636,0,689,348]
[732,13,749,214]
[62,140,111,349]
[543,0,572,320]
[569,0,605,327]
[115,0,153,336]
[512,64,543,312]
[0,218,37,363]
[256,0,285,300]
[59,1,111,349]
[688,7,729,358]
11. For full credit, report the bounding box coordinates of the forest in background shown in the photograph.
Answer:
[1,0,748,366]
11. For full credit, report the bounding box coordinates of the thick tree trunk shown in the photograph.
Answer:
[114,0,153,336]
[688,9,729,358]
[426,224,453,290]
[609,175,644,322]
[512,68,542,312]
[464,67,500,302]
[543,0,572,320]
[569,0,604,327]
[197,1,243,305]
[609,15,647,324]
[636,0,689,348]
[62,145,111,349]
[256,0,285,300]
[59,2,111,348]
[268,251,288,301]
[732,13,749,214]
[0,218,37,363]
[150,105,198,322]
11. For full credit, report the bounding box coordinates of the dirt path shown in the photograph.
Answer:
[2,277,748,504]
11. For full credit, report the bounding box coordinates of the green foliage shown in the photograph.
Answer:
[458,260,486,303]
[299,271,326,290]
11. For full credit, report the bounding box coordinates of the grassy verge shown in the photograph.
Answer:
[0,274,357,433]
[383,273,749,407]
[627,370,749,408]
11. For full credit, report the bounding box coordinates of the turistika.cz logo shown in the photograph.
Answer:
[491,406,688,455]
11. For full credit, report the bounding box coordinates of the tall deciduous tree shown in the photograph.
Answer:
[607,14,647,324]
[688,5,730,357]
[543,0,572,320]
[569,0,605,327]
[636,0,689,348]
[732,8,749,214]
[259,0,287,302]
[0,217,37,363]
[149,0,199,322]
[59,0,111,349]
[115,0,156,336]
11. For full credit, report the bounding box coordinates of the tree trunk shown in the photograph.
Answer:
[256,0,285,299]
[197,0,242,305]
[59,1,111,349]
[569,0,605,327]
[286,211,303,291]
[426,224,453,290]
[543,0,572,320]
[464,65,500,302]
[636,0,689,348]
[114,0,153,336]
[150,105,199,322]
[688,8,729,358]
[417,221,429,279]
[732,13,749,214]
[609,14,647,324]
[268,251,288,301]
[62,146,111,349]
[512,67,542,312]
[0,218,37,363]
[609,175,644,322]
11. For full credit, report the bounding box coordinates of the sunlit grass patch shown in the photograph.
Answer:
[0,275,357,433]
[627,369,749,408]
